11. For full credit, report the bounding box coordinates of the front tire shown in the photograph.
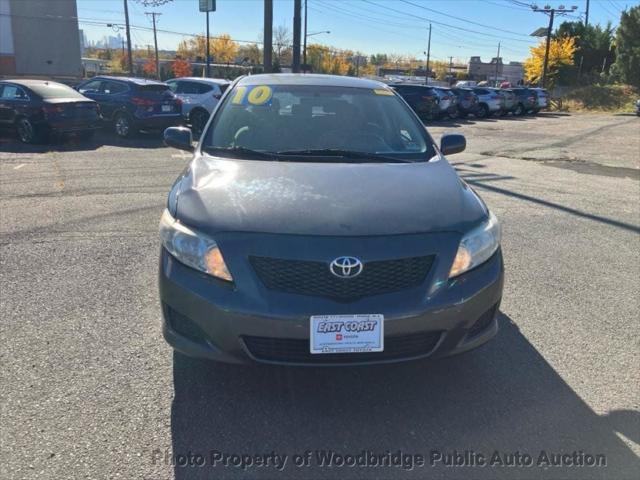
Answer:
[114,112,133,138]
[514,103,525,116]
[476,104,489,118]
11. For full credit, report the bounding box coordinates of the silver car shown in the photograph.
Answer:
[531,88,549,112]
[472,87,503,118]
[166,77,230,134]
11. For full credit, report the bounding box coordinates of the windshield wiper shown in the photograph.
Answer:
[202,146,278,159]
[275,149,413,163]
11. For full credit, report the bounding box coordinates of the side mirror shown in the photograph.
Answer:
[164,126,193,152]
[440,134,466,156]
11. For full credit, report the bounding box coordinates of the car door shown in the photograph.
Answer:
[78,79,106,110]
[99,80,129,119]
[0,84,30,125]
[195,82,217,113]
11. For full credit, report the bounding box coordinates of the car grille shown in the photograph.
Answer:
[242,331,443,364]
[249,255,434,301]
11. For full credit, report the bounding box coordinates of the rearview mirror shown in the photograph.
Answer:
[164,126,193,152]
[440,134,466,156]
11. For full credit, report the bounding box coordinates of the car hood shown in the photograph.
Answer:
[174,153,488,236]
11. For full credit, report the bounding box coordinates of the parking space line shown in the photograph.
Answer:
[13,164,26,170]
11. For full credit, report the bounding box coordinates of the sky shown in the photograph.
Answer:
[76,0,636,63]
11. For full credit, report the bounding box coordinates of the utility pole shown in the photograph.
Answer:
[206,11,211,77]
[263,0,273,73]
[146,12,161,80]
[425,23,431,85]
[585,0,590,26]
[293,0,302,72]
[542,9,554,88]
[532,5,577,88]
[303,0,308,71]
[123,0,133,75]
[494,42,501,86]
[449,56,453,82]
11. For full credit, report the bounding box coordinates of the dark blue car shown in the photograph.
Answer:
[76,76,183,138]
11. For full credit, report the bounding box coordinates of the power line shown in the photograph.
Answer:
[360,0,537,44]
[397,0,533,37]
[307,4,426,43]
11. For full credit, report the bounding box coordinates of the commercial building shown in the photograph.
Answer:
[0,0,82,79]
[467,56,524,85]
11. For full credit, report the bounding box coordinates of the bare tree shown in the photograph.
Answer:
[273,24,292,66]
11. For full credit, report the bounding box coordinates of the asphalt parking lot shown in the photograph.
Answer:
[1,112,639,479]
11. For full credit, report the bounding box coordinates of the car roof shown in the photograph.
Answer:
[90,76,167,86]
[389,83,433,88]
[237,73,388,89]
[169,77,230,84]
[0,79,67,88]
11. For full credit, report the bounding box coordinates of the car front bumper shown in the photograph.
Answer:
[159,247,504,366]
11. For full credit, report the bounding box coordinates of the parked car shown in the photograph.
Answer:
[160,74,504,365]
[433,87,459,119]
[471,87,503,118]
[455,80,477,88]
[389,84,440,121]
[531,88,549,113]
[509,88,538,116]
[76,76,182,138]
[165,77,230,135]
[636,99,640,116]
[492,88,516,116]
[450,87,479,118]
[0,79,101,143]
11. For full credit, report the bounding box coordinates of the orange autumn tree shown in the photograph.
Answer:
[142,57,157,77]
[171,57,192,77]
[524,36,576,87]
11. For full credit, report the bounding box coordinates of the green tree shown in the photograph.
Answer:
[555,21,615,79]
[612,6,640,87]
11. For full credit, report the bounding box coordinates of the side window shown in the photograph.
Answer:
[79,80,102,94]
[103,81,128,95]
[197,83,214,94]
[1,85,28,100]
[166,81,180,93]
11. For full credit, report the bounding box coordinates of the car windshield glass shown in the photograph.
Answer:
[203,84,435,162]
[29,83,86,99]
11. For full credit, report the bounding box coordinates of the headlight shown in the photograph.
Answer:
[449,211,501,278]
[159,209,233,282]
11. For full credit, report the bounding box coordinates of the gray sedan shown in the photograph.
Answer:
[160,74,504,366]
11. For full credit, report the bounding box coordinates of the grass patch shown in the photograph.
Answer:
[562,84,638,113]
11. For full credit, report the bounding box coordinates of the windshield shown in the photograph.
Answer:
[30,83,87,99]
[203,83,434,162]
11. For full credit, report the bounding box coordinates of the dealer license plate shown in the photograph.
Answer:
[161,104,172,112]
[310,314,384,354]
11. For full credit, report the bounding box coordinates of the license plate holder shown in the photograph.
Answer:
[310,314,384,354]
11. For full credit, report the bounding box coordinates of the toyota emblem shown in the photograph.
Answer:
[329,256,363,278]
